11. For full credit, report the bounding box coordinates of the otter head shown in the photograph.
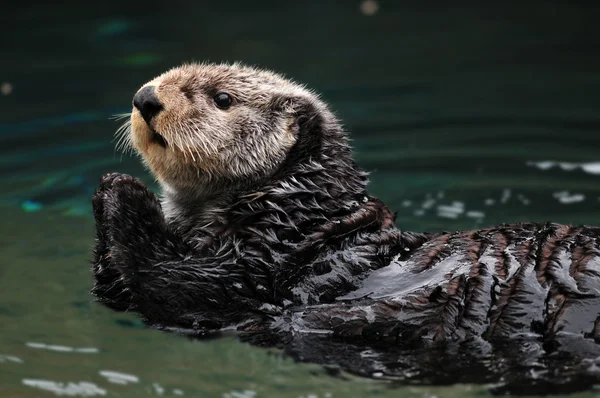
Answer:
[123,63,334,197]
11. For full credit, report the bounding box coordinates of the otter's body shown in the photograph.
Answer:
[290,222,600,343]
[92,63,600,392]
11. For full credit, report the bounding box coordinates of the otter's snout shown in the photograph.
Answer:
[133,86,163,124]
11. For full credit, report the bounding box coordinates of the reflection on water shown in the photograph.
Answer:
[2,0,600,396]
[0,355,23,364]
[98,370,139,385]
[26,342,100,354]
[22,379,107,397]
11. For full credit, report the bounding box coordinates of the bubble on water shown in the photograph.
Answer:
[22,379,107,396]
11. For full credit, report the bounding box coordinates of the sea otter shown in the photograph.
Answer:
[92,63,600,393]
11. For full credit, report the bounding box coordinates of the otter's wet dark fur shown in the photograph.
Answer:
[92,63,600,394]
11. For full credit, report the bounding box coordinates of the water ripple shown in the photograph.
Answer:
[98,370,139,385]
[26,342,99,354]
[22,379,106,397]
[0,354,23,363]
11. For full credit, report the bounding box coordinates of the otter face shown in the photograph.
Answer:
[123,63,319,194]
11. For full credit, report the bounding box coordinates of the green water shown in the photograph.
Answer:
[2,1,600,396]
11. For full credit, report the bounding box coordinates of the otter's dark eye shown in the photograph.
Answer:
[214,92,233,109]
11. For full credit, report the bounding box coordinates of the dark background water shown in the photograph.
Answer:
[2,1,600,397]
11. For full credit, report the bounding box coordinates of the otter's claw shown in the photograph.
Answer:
[98,172,135,192]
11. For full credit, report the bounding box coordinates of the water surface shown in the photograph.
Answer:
[2,1,600,396]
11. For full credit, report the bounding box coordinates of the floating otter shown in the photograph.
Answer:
[92,63,600,393]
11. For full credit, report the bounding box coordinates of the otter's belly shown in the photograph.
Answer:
[319,223,600,342]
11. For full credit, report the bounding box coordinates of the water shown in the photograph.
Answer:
[2,1,600,396]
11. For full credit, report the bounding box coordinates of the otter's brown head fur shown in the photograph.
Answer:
[121,63,337,198]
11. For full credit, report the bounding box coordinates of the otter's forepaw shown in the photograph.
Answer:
[93,172,130,224]
[99,172,128,191]
[92,173,161,243]
[92,172,170,278]
[97,174,165,253]
[105,174,160,217]
[94,173,157,214]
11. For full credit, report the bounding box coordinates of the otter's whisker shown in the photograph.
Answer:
[113,119,133,158]
[180,122,196,151]
[190,120,218,154]
[119,126,133,154]
[113,119,131,143]
[180,122,205,165]
[110,113,132,121]
[171,126,192,163]
[179,121,195,154]
[166,125,181,151]
[184,121,202,153]
[176,126,189,154]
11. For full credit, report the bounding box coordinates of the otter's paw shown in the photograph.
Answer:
[92,173,168,276]
[93,172,129,224]
[98,174,165,247]
[99,172,128,192]
[93,173,157,219]
[105,174,160,216]
[92,174,162,251]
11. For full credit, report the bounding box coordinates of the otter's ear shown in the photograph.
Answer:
[270,95,320,133]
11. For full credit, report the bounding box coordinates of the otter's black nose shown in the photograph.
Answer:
[133,86,162,124]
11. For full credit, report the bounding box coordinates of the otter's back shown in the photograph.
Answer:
[336,222,600,342]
